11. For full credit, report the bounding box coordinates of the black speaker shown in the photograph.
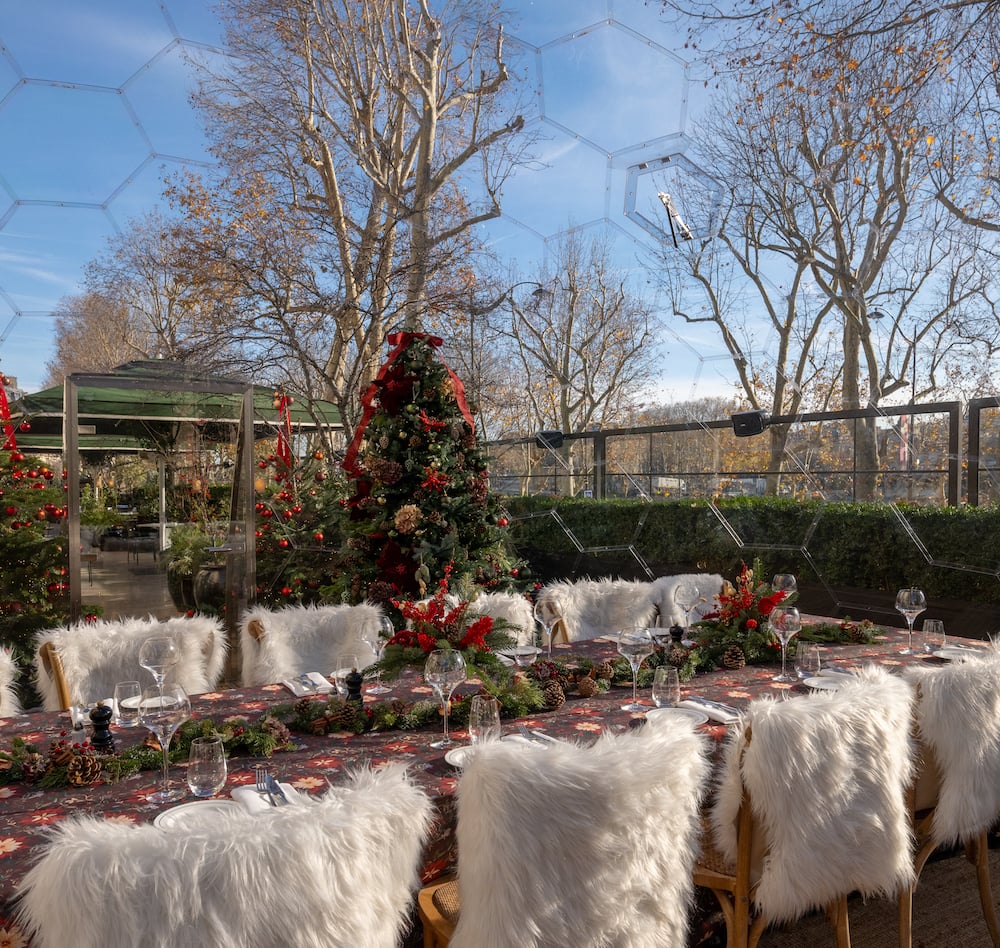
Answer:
[731,410,769,438]
[534,430,564,449]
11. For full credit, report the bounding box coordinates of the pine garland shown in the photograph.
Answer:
[0,715,294,789]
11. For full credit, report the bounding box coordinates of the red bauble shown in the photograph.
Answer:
[278,538,290,548]
[313,532,324,542]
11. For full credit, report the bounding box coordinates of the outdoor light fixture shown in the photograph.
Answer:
[657,192,693,246]
[535,430,564,449]
[731,410,770,438]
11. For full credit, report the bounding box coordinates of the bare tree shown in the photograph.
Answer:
[185,0,527,434]
[493,231,659,437]
[650,22,999,496]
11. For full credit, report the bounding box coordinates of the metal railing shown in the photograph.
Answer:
[484,401,995,506]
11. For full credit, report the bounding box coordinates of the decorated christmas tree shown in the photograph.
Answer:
[330,332,521,611]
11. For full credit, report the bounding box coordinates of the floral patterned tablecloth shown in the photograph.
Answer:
[0,628,949,946]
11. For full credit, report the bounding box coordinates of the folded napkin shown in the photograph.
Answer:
[231,782,302,814]
[677,698,741,725]
[282,672,333,697]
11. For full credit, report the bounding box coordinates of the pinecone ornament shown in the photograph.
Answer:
[66,754,102,787]
[594,660,616,681]
[846,624,868,643]
[667,646,690,668]
[20,752,47,783]
[293,697,315,717]
[542,680,566,711]
[722,644,747,670]
[576,674,599,698]
[325,700,359,731]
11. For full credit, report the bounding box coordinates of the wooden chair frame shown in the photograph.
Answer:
[897,721,1000,948]
[693,727,851,948]
[417,875,458,948]
[38,641,72,711]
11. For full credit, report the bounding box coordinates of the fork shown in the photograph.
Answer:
[255,765,278,806]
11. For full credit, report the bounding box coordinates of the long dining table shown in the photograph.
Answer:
[0,624,978,946]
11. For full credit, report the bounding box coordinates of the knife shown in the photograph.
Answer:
[265,773,290,805]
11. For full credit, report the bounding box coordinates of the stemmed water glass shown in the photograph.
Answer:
[363,615,394,696]
[424,649,467,749]
[533,601,560,659]
[617,627,653,712]
[674,581,700,631]
[138,684,191,803]
[895,587,927,655]
[770,606,801,682]
[772,574,797,602]
[138,635,179,698]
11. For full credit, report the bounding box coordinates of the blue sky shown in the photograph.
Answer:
[0,0,732,400]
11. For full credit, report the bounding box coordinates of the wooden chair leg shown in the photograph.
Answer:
[968,832,1000,947]
[826,895,851,948]
[897,885,914,948]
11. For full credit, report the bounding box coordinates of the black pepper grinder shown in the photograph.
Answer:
[346,667,364,703]
[89,700,115,753]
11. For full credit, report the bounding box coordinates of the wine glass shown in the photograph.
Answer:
[772,574,797,602]
[138,684,191,804]
[511,645,541,667]
[895,587,927,655]
[769,606,801,682]
[674,582,700,631]
[424,649,467,749]
[533,601,559,659]
[363,615,393,696]
[138,635,179,697]
[617,627,654,712]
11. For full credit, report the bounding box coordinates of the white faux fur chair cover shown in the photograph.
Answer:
[466,591,535,645]
[16,764,431,948]
[450,719,710,948]
[239,602,383,685]
[649,573,726,627]
[0,647,20,717]
[710,665,916,924]
[33,615,227,711]
[534,577,657,642]
[905,647,1000,847]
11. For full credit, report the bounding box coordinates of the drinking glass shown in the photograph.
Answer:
[424,649,467,749]
[187,736,227,798]
[113,680,141,727]
[651,666,681,708]
[533,601,559,659]
[674,582,700,631]
[333,653,363,698]
[468,694,501,745]
[617,628,654,712]
[922,618,946,653]
[511,645,541,667]
[794,644,822,680]
[769,606,801,682]
[895,587,927,655]
[772,574,797,601]
[138,635,179,696]
[361,615,393,696]
[138,684,191,804]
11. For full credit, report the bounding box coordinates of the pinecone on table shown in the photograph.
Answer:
[20,752,48,783]
[576,674,599,698]
[594,660,616,681]
[327,701,360,731]
[721,644,747,670]
[667,646,690,668]
[66,754,103,787]
[542,680,566,711]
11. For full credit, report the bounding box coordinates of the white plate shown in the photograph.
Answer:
[119,696,141,710]
[645,707,710,727]
[445,746,474,768]
[932,646,984,662]
[153,799,242,830]
[804,676,844,691]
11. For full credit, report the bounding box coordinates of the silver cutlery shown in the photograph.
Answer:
[265,772,290,805]
[254,765,278,807]
[517,724,549,744]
